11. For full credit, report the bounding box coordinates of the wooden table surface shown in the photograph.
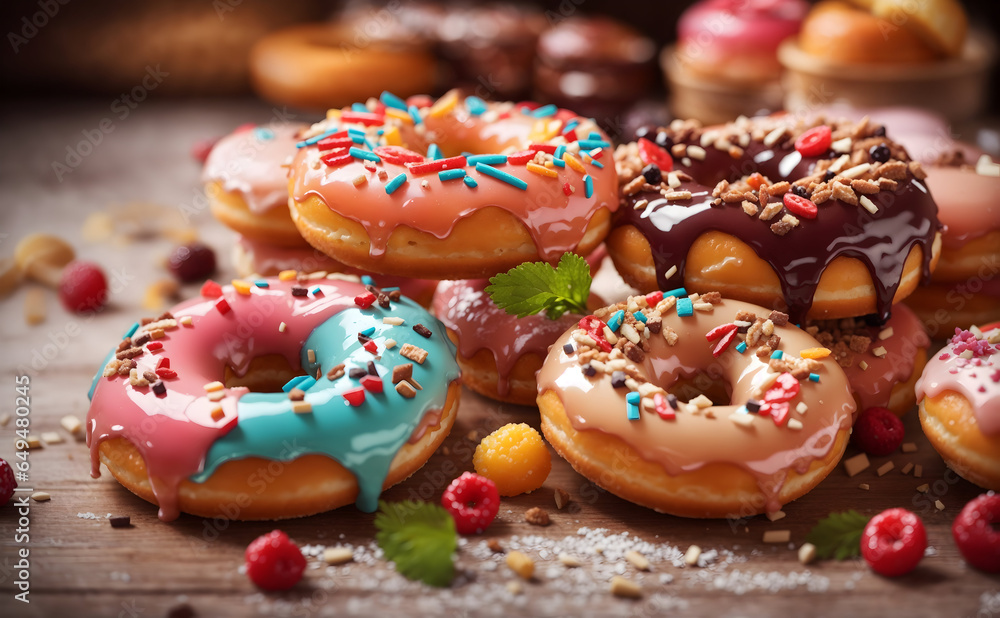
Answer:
[0,98,997,618]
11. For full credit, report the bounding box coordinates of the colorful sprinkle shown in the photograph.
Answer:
[253,127,274,141]
[475,163,527,190]
[664,288,687,298]
[562,182,573,196]
[771,350,784,360]
[531,104,558,118]
[577,139,610,150]
[676,297,693,317]
[607,310,625,332]
[351,102,369,112]
[465,96,487,116]
[311,286,323,296]
[342,386,366,407]
[468,154,508,166]
[552,157,566,168]
[564,153,586,173]
[736,341,748,354]
[215,297,231,314]
[632,311,647,323]
[584,175,594,198]
[554,144,566,160]
[297,128,340,148]
[341,111,385,126]
[379,91,408,111]
[360,326,376,337]
[407,105,423,125]
[439,168,466,181]
[349,147,381,163]
[282,375,310,392]
[809,373,820,383]
[526,162,557,178]
[587,158,604,169]
[123,322,140,339]
[385,173,408,194]
[463,176,478,188]
[427,143,442,160]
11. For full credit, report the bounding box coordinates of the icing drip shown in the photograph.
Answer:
[916,327,1000,435]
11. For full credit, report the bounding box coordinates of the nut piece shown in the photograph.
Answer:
[322,547,354,565]
[843,453,870,477]
[524,507,550,526]
[487,539,504,553]
[763,530,791,543]
[15,233,75,288]
[553,488,570,510]
[558,553,582,567]
[684,545,702,566]
[625,550,650,571]
[506,551,535,580]
[609,575,642,599]
[30,491,51,502]
[798,542,817,565]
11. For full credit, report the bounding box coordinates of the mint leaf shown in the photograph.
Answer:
[374,500,457,587]
[806,510,870,560]
[485,252,592,319]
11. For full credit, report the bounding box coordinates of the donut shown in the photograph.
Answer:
[795,1,941,64]
[534,16,656,135]
[233,235,439,307]
[288,90,619,279]
[803,304,929,417]
[249,23,436,111]
[607,115,942,323]
[916,325,1000,490]
[536,291,855,518]
[86,275,461,521]
[203,122,311,248]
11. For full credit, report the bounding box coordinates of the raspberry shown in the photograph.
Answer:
[58,261,108,313]
[0,458,17,505]
[952,493,1000,573]
[851,407,904,456]
[473,423,551,496]
[244,530,306,591]
[861,508,927,577]
[167,243,217,283]
[441,472,500,535]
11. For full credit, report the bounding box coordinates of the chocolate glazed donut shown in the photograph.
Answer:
[609,117,942,323]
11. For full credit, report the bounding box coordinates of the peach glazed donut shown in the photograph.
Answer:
[288,90,619,279]
[86,274,460,521]
[607,115,943,323]
[916,325,1000,490]
[803,304,929,418]
[537,290,855,518]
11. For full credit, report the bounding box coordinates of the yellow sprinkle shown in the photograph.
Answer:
[383,110,412,126]
[203,381,224,392]
[353,174,368,187]
[325,108,341,121]
[526,162,558,178]
[429,90,458,118]
[278,270,297,281]
[564,153,586,174]
[800,347,831,360]
[231,279,252,295]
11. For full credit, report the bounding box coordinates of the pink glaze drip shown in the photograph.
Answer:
[916,327,1000,435]
[202,123,305,213]
[433,279,582,396]
[923,167,1000,250]
[87,280,361,521]
[290,105,619,263]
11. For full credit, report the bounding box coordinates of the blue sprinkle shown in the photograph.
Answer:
[347,127,365,137]
[376,128,385,136]
[584,175,594,198]
[350,147,381,163]
[809,373,820,383]
[361,275,375,286]
[350,134,366,145]
[607,309,625,332]
[408,105,422,125]
[771,350,784,360]
[365,138,378,151]
[551,158,565,168]
[577,139,610,150]
[296,128,339,148]
[360,326,376,337]
[736,341,748,354]
[554,144,566,160]
[468,154,507,166]
[463,176,478,188]
[380,286,400,292]
[253,127,274,141]
[735,405,749,415]
[588,158,604,169]
[282,375,310,393]
[676,297,694,317]
[439,168,466,181]
[385,173,408,194]
[632,311,647,323]
[564,119,579,132]
[626,392,640,405]
[626,402,640,421]
[351,102,369,112]
[298,376,317,391]
[588,131,602,141]
[311,286,323,296]
[255,280,269,288]
[531,104,558,118]
[124,322,139,339]
[664,288,687,298]
[519,106,533,115]
[427,143,442,161]
[465,96,488,116]
[380,91,408,111]
[475,163,526,190]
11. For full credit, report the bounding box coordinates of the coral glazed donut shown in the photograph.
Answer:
[608,115,942,322]
[537,290,855,518]
[86,274,461,521]
[916,325,1000,490]
[289,90,619,279]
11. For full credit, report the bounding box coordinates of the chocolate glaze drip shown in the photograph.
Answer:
[614,137,941,323]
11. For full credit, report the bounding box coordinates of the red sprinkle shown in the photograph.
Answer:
[705,323,737,342]
[794,125,832,157]
[342,386,366,406]
[578,316,612,353]
[562,128,578,142]
[363,340,378,354]
[767,402,791,426]
[654,393,675,420]
[215,297,231,314]
[155,368,178,380]
[374,146,425,165]
[354,292,376,308]
[146,341,163,351]
[200,280,223,299]
[407,95,433,108]
[555,109,578,123]
[360,375,383,393]
[528,143,558,154]
[638,137,673,172]
[763,372,800,403]
[589,148,604,160]
[320,151,352,167]
[408,156,467,176]
[234,122,256,133]
[783,193,818,219]
[562,182,573,196]
[645,291,664,306]
[711,329,738,357]
[157,357,170,369]
[516,101,540,111]
[340,111,385,126]
[506,150,537,165]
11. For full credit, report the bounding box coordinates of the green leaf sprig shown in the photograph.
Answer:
[485,252,592,320]
[374,500,457,587]
[805,510,871,560]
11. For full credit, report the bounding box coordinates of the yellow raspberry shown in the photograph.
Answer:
[473,423,551,496]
